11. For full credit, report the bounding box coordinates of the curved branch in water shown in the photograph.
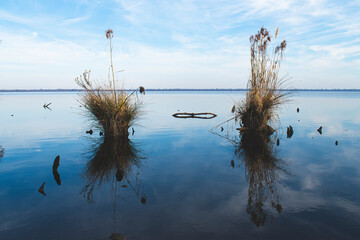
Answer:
[172,112,217,119]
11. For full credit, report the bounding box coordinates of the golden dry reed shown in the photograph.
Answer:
[235,27,287,133]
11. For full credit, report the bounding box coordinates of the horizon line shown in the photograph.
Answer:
[1,88,360,92]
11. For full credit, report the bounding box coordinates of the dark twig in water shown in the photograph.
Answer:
[287,125,294,138]
[38,182,46,196]
[43,103,52,110]
[0,146,4,159]
[317,126,322,135]
[210,116,236,132]
[86,129,93,135]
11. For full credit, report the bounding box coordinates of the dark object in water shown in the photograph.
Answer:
[276,138,280,146]
[172,112,217,119]
[221,127,224,132]
[43,103,52,110]
[0,146,4,159]
[38,182,46,196]
[335,140,338,146]
[231,159,235,168]
[139,86,145,95]
[99,131,103,136]
[287,125,294,139]
[11,114,14,117]
[231,105,236,113]
[116,168,124,182]
[86,129,93,135]
[297,107,299,113]
[132,127,135,135]
[52,155,61,185]
[141,195,147,205]
[317,126,322,135]
[121,185,128,188]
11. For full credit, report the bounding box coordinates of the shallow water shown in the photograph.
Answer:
[0,91,359,240]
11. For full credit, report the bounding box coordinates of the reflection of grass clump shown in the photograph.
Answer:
[236,132,286,227]
[76,29,144,138]
[236,27,287,133]
[82,136,143,202]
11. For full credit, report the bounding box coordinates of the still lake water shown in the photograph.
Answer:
[0,91,359,239]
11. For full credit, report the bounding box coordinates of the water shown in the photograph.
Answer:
[0,91,359,239]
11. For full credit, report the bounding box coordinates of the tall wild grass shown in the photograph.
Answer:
[76,29,144,137]
[236,27,287,133]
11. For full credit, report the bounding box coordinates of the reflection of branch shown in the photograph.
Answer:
[125,174,146,204]
[0,146,4,160]
[209,130,238,146]
[209,116,235,132]
[52,155,61,185]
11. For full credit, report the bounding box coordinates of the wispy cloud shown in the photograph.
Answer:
[0,0,359,89]
[0,9,38,25]
[61,16,89,25]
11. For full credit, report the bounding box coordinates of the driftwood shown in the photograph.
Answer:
[172,112,217,119]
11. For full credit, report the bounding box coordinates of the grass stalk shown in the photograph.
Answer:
[107,29,117,104]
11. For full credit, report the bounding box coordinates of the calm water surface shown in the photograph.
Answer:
[0,91,359,239]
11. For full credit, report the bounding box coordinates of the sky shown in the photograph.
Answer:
[0,0,360,90]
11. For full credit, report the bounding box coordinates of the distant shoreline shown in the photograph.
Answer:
[0,88,360,92]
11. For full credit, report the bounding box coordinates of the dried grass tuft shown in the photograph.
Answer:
[235,27,288,133]
[75,29,144,137]
[76,71,143,137]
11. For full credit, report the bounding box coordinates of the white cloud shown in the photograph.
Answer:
[0,0,359,89]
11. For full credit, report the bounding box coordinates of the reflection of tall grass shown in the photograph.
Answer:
[82,136,143,202]
[76,29,144,137]
[235,132,287,227]
[236,27,287,132]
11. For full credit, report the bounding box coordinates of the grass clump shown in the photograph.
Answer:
[236,27,287,133]
[76,71,143,137]
[76,29,144,138]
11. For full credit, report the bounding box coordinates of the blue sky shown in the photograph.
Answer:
[0,0,360,89]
